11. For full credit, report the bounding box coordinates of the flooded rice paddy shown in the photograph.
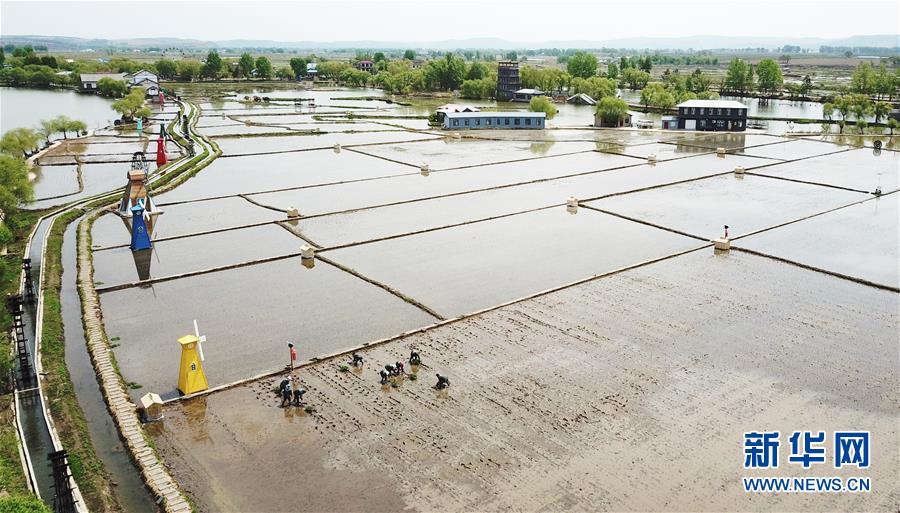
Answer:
[74,86,898,511]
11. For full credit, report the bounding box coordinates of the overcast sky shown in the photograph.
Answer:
[2,0,898,42]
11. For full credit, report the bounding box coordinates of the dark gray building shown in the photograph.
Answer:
[676,100,748,131]
[496,61,521,102]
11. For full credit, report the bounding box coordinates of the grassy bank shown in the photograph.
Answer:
[40,208,120,513]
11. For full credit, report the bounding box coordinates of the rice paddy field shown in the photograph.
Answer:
[83,86,897,512]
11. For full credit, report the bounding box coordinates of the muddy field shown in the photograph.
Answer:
[86,86,899,511]
[151,251,899,512]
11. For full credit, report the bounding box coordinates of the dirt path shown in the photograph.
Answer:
[151,250,898,512]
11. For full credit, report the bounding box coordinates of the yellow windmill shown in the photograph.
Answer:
[177,320,209,395]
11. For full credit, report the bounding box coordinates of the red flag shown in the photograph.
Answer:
[290,347,297,361]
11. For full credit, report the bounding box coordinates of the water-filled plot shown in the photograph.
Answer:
[99,257,437,400]
[667,132,785,150]
[735,139,847,160]
[215,131,439,156]
[92,223,302,287]
[586,173,868,239]
[296,153,772,248]
[158,149,418,202]
[28,162,139,210]
[356,138,599,170]
[324,207,702,317]
[248,151,642,217]
[739,193,899,288]
[752,147,899,193]
[91,196,281,248]
[31,165,80,200]
[603,141,714,161]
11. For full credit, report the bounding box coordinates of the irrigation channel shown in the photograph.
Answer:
[13,99,213,512]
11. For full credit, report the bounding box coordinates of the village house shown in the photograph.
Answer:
[127,69,160,96]
[511,88,546,102]
[79,69,160,97]
[356,60,374,73]
[434,104,480,123]
[443,111,546,130]
[594,111,633,128]
[306,62,318,80]
[78,72,126,92]
[674,99,748,131]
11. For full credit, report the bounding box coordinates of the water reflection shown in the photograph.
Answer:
[183,396,210,443]
[529,140,555,155]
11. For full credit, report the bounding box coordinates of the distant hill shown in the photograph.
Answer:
[2,34,898,51]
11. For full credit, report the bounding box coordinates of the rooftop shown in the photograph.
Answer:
[79,72,126,82]
[436,104,481,113]
[677,99,748,110]
[444,111,546,119]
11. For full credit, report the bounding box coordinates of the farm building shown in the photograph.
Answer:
[442,111,546,130]
[675,99,748,131]
[79,72,126,92]
[496,60,521,102]
[127,70,160,96]
[594,111,633,128]
[357,60,374,73]
[511,88,547,102]
[567,93,597,106]
[435,104,481,123]
[306,62,318,80]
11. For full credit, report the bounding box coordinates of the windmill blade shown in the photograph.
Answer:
[194,319,207,361]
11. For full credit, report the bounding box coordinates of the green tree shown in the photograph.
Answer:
[289,57,308,79]
[620,68,650,90]
[67,119,87,136]
[528,96,557,120]
[0,128,41,157]
[638,56,652,72]
[605,62,618,80]
[97,77,127,98]
[238,53,255,78]
[0,48,4,66]
[595,96,630,126]
[202,50,223,79]
[570,76,617,100]
[154,58,177,79]
[176,60,202,81]
[255,56,273,79]
[567,51,598,78]
[424,53,466,90]
[459,78,495,99]
[723,59,751,94]
[373,52,386,63]
[0,154,35,213]
[111,88,150,120]
[851,62,875,95]
[887,118,899,135]
[873,101,891,124]
[466,61,488,80]
[755,58,784,95]
[403,49,415,60]
[275,66,293,80]
[640,82,675,110]
[37,119,57,144]
[686,68,711,93]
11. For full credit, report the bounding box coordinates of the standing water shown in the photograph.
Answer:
[61,218,157,512]
[0,87,115,136]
